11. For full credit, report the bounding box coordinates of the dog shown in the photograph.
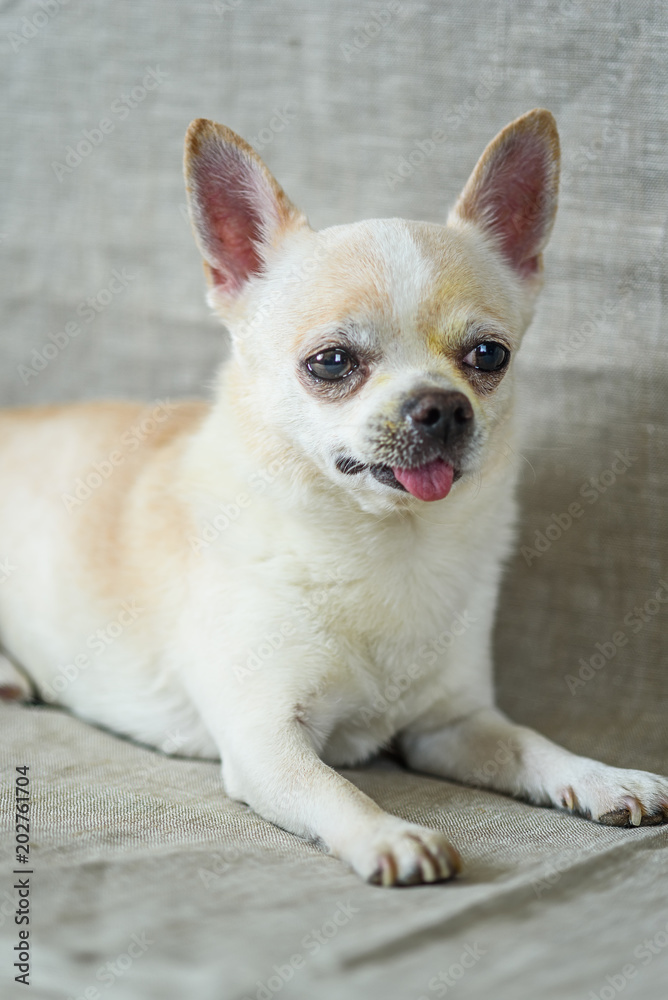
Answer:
[1,108,666,886]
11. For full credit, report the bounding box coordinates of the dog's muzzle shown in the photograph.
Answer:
[401,389,474,448]
[337,389,475,502]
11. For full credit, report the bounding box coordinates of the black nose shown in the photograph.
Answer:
[403,389,473,444]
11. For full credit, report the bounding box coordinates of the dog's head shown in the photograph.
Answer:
[184,111,559,512]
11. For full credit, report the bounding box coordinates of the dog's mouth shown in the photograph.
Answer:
[335,456,459,502]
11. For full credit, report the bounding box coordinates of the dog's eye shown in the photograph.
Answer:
[306,349,357,381]
[463,341,510,372]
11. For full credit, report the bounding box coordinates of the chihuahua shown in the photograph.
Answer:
[1,109,666,885]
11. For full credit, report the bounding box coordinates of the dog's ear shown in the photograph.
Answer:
[449,108,560,279]
[184,119,307,299]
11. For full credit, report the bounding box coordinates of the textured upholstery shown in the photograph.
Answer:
[1,2,667,997]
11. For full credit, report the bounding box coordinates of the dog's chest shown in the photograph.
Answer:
[296,534,473,765]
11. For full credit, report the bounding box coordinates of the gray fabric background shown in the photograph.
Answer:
[1,1,667,998]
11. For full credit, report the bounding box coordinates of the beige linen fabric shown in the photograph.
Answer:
[1,1,667,998]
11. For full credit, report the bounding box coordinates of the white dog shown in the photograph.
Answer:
[1,109,666,885]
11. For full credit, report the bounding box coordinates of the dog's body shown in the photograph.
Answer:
[2,110,667,885]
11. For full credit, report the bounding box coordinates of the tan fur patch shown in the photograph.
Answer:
[409,223,515,355]
[73,401,208,606]
[287,225,393,354]
[0,401,209,612]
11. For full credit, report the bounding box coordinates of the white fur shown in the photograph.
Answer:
[1,111,666,886]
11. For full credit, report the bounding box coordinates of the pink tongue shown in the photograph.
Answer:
[391,459,454,502]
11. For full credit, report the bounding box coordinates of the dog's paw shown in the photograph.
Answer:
[342,818,461,886]
[555,763,668,827]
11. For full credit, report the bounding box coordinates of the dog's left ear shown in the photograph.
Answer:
[184,119,307,301]
[449,108,560,279]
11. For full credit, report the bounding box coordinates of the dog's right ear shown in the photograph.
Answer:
[184,119,307,302]
[449,108,560,281]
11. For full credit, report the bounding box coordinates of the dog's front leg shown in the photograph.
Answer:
[399,595,668,826]
[185,666,460,885]
[400,704,668,827]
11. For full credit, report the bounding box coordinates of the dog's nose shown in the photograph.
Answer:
[403,390,473,444]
